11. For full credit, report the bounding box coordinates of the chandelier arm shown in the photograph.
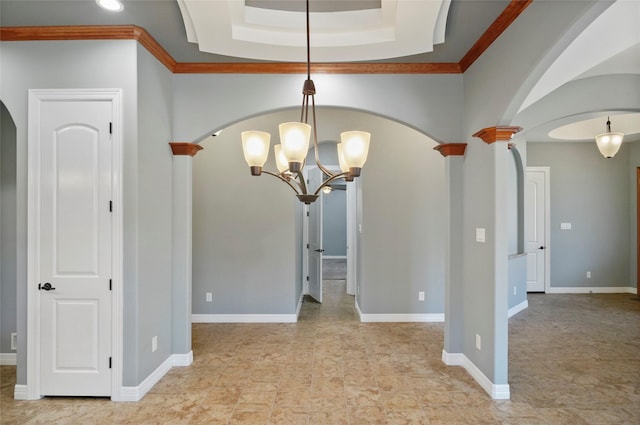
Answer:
[262,170,302,195]
[309,94,336,177]
[314,171,351,197]
[295,170,310,195]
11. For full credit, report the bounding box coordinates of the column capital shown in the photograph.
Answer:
[472,126,522,144]
[434,143,467,157]
[169,142,203,157]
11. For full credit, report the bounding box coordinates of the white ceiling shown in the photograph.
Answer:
[177,0,451,62]
[519,0,640,142]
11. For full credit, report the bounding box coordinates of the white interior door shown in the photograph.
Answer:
[525,167,549,293]
[307,168,323,303]
[37,99,113,396]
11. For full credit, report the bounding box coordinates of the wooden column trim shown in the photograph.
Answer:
[472,126,523,144]
[169,142,203,157]
[434,143,467,157]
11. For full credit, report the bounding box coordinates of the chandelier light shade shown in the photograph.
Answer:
[279,122,311,172]
[241,131,271,175]
[240,0,370,204]
[340,131,371,176]
[595,117,624,158]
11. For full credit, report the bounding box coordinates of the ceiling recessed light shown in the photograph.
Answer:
[96,0,124,12]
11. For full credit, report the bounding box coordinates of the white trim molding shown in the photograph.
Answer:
[547,286,637,294]
[117,352,193,402]
[442,350,510,400]
[14,385,31,400]
[192,314,298,323]
[0,353,17,365]
[296,292,304,319]
[508,300,528,318]
[356,300,444,323]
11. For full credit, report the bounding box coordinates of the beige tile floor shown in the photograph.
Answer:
[1,271,639,424]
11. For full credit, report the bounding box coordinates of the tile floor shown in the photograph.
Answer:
[1,269,639,424]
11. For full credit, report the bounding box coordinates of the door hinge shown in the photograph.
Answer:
[306,243,309,249]
[109,357,112,369]
[109,279,112,291]
[109,201,113,212]
[306,276,310,281]
[306,211,310,217]
[109,122,113,134]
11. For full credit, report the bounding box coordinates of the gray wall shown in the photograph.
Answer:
[358,117,445,314]
[1,102,17,354]
[528,141,634,289]
[192,116,299,315]
[322,188,347,257]
[134,44,175,384]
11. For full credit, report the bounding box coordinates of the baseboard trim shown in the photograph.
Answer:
[508,300,528,318]
[192,313,298,323]
[442,350,510,400]
[0,353,17,365]
[355,300,444,323]
[117,352,193,402]
[547,286,637,294]
[13,384,32,400]
[295,292,304,320]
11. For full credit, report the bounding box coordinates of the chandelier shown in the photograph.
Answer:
[595,116,624,158]
[241,0,370,204]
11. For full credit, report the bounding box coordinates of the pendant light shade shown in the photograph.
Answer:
[279,122,311,172]
[241,131,270,175]
[340,131,371,176]
[274,144,289,173]
[595,117,624,158]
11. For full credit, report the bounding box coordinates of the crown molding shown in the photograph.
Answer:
[0,1,531,75]
[459,0,533,72]
[434,143,467,157]
[472,126,523,144]
[169,142,203,157]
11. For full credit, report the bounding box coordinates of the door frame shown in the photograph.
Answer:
[526,166,550,293]
[26,89,123,400]
[302,165,357,296]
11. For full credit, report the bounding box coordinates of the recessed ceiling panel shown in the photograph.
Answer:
[177,0,452,62]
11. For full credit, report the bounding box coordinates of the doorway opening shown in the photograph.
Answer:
[302,162,357,318]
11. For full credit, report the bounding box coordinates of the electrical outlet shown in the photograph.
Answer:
[586,271,591,279]
[476,334,481,350]
[206,292,213,302]
[152,336,158,352]
[11,333,17,351]
[418,291,425,301]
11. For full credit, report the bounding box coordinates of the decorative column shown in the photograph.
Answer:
[472,126,521,398]
[169,142,203,363]
[434,143,467,362]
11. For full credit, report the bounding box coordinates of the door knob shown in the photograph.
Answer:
[538,246,545,250]
[314,249,325,253]
[38,282,56,291]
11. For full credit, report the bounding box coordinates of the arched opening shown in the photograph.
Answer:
[190,107,446,322]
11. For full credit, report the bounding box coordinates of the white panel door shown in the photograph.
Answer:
[307,168,323,303]
[38,100,112,396]
[525,167,549,293]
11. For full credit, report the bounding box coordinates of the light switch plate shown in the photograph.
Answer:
[560,222,572,230]
[476,228,486,243]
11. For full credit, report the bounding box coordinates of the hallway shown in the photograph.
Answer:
[1,279,639,423]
